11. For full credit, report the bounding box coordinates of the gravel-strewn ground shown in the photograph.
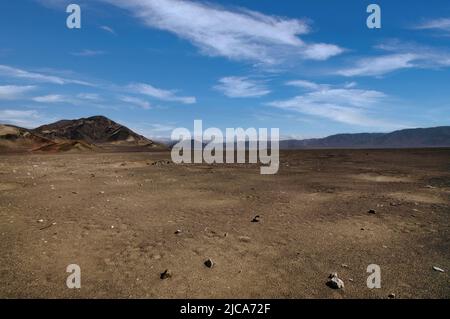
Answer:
[0,149,449,298]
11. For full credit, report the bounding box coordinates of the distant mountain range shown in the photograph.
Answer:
[0,116,166,153]
[1,116,449,153]
[167,126,450,150]
[280,126,450,149]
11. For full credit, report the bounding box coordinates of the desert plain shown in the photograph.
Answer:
[0,148,449,298]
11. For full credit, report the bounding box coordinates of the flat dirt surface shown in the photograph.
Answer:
[0,149,449,298]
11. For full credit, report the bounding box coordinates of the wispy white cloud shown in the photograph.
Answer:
[286,80,325,90]
[0,63,197,109]
[31,92,147,109]
[129,83,196,104]
[375,41,450,67]
[101,0,343,64]
[32,94,71,103]
[0,64,93,86]
[119,95,151,109]
[214,76,270,98]
[100,25,116,35]
[32,93,104,105]
[0,85,36,100]
[287,80,359,91]
[336,40,450,77]
[0,109,48,128]
[414,18,450,35]
[71,49,106,57]
[344,81,357,88]
[77,93,103,101]
[268,80,401,129]
[337,53,417,77]
[302,43,345,61]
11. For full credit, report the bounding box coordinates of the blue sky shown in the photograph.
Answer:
[0,0,449,139]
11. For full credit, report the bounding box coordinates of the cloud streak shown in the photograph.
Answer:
[0,85,36,100]
[129,83,196,104]
[0,64,198,109]
[336,41,450,77]
[286,80,325,90]
[71,49,107,57]
[100,25,116,35]
[77,93,103,101]
[214,77,270,98]
[101,0,343,64]
[0,65,93,86]
[0,109,47,128]
[119,95,151,109]
[268,80,401,129]
[414,18,450,35]
[337,53,417,77]
[32,94,71,103]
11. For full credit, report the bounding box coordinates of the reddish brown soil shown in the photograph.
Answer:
[0,149,449,298]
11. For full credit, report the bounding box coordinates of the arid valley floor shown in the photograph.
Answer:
[0,149,449,298]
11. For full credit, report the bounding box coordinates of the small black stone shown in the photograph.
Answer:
[251,215,261,223]
[160,269,172,279]
[204,259,214,268]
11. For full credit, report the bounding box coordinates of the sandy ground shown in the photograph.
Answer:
[0,149,449,299]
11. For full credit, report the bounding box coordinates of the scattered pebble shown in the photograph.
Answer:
[238,236,251,243]
[160,269,172,279]
[368,209,376,214]
[204,258,214,268]
[433,266,445,273]
[174,229,182,235]
[251,215,261,223]
[37,219,44,223]
[388,293,396,299]
[327,273,344,289]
